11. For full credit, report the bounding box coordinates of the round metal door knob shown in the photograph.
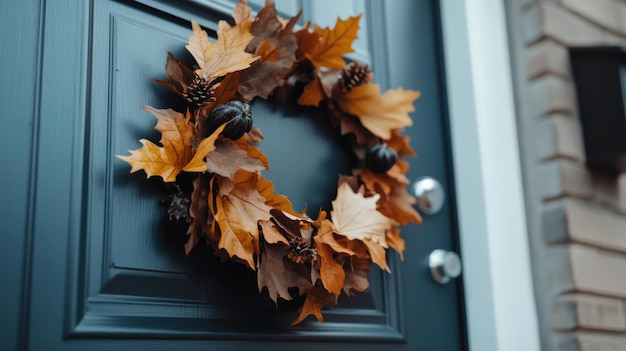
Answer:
[429,249,462,284]
[412,177,445,215]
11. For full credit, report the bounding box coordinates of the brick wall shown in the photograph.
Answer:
[505,0,626,350]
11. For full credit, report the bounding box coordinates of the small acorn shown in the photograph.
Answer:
[365,143,398,173]
[208,100,252,139]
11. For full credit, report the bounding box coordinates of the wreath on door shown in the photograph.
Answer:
[118,0,422,325]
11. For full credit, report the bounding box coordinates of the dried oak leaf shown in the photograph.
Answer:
[213,170,272,269]
[117,107,225,182]
[186,19,258,80]
[330,182,392,247]
[291,286,336,325]
[239,5,301,101]
[257,226,313,303]
[296,15,362,69]
[336,82,420,140]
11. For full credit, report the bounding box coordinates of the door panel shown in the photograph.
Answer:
[26,0,465,350]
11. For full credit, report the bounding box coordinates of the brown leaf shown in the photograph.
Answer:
[213,171,273,268]
[117,107,224,182]
[317,242,345,296]
[386,225,406,259]
[387,130,416,157]
[239,7,301,101]
[232,0,252,24]
[206,139,266,179]
[342,257,371,295]
[257,176,297,215]
[183,123,227,172]
[297,74,325,107]
[291,286,336,325]
[362,238,389,272]
[298,15,362,69]
[186,175,212,254]
[257,243,292,302]
[376,181,422,226]
[330,182,392,247]
[337,82,420,139]
[186,19,259,80]
[154,52,196,96]
[259,220,289,245]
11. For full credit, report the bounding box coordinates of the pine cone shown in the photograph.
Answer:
[163,189,191,224]
[286,237,317,265]
[339,62,372,92]
[182,74,217,107]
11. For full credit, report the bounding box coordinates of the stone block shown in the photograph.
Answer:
[569,244,626,298]
[553,294,626,331]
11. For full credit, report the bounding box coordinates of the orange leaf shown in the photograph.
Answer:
[363,238,389,272]
[117,108,223,182]
[337,82,420,139]
[182,123,226,172]
[317,243,345,296]
[214,171,273,268]
[315,219,357,256]
[386,225,406,259]
[301,15,362,69]
[291,286,336,325]
[257,177,297,215]
[330,182,392,247]
[297,74,325,107]
[186,19,258,80]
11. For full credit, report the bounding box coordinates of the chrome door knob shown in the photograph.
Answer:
[412,177,445,215]
[429,249,462,284]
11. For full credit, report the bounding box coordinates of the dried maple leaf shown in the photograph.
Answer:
[362,238,389,272]
[117,107,225,182]
[213,170,273,268]
[291,286,336,325]
[206,139,266,179]
[257,177,297,215]
[297,15,362,69]
[232,0,252,24]
[330,182,392,247]
[239,5,301,101]
[336,82,420,140]
[186,19,258,80]
[297,74,325,107]
[316,241,345,296]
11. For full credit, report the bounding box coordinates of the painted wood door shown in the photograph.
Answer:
[22,0,466,350]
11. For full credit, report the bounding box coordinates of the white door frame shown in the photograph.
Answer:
[440,1,541,350]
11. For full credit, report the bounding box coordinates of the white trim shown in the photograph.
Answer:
[439,1,540,350]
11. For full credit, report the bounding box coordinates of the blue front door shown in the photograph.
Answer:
[15,0,466,350]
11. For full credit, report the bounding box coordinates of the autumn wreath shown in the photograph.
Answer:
[118,0,422,325]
